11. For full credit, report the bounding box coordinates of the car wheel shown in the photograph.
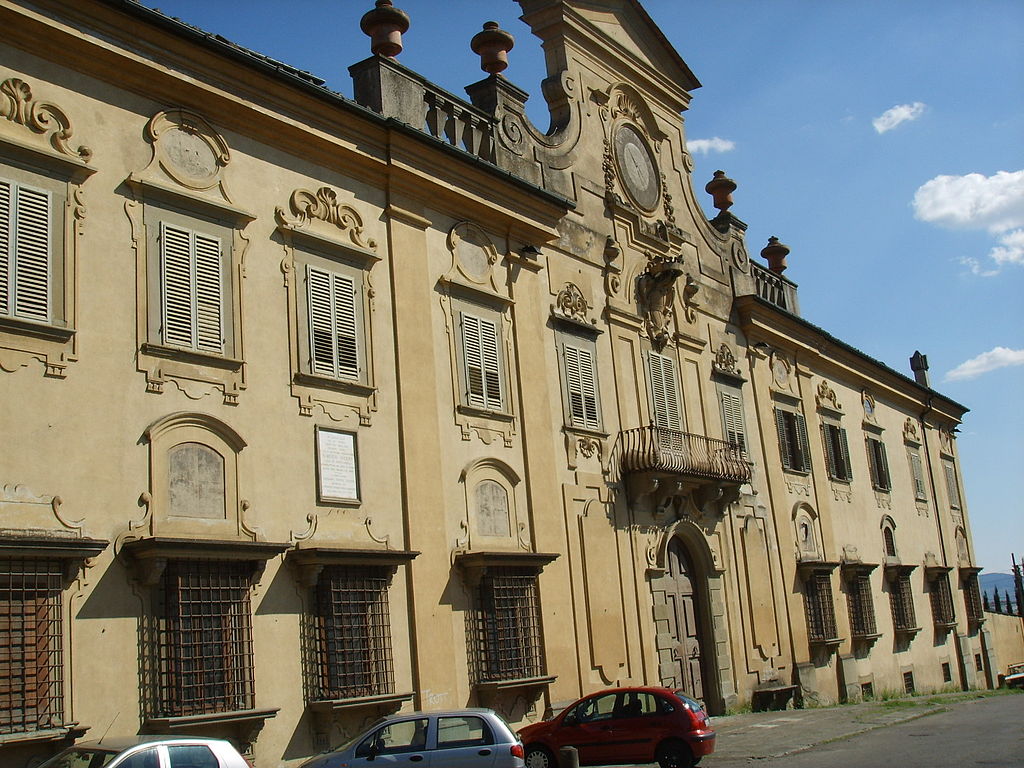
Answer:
[656,740,694,768]
[524,744,557,768]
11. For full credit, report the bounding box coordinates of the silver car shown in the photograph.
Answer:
[36,736,251,768]
[300,708,525,768]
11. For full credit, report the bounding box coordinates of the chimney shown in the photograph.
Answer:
[910,351,930,387]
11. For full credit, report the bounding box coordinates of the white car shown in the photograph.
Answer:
[300,708,525,768]
[1004,662,1024,689]
[36,736,251,768]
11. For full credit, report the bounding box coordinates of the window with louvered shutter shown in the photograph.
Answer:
[776,408,809,472]
[307,265,359,380]
[866,437,890,491]
[822,423,852,481]
[943,462,961,509]
[160,222,223,354]
[909,451,927,501]
[647,351,681,431]
[720,390,746,452]
[563,343,600,430]
[461,312,502,410]
[0,179,51,322]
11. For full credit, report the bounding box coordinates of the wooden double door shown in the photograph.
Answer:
[664,538,709,702]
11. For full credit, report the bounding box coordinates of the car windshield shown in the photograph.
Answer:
[37,748,118,768]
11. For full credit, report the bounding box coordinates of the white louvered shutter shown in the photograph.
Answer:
[161,222,195,348]
[333,273,359,379]
[308,266,335,375]
[462,313,486,407]
[307,266,359,379]
[193,232,223,353]
[648,351,681,431]
[479,316,502,410]
[565,343,600,430]
[13,184,51,321]
[0,180,9,315]
[721,390,746,451]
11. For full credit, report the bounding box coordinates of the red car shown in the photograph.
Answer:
[517,687,715,768]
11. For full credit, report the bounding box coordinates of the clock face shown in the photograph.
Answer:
[613,124,660,211]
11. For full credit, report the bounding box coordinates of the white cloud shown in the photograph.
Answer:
[991,228,1024,265]
[687,137,735,155]
[945,347,1024,382]
[914,170,1024,275]
[872,102,926,133]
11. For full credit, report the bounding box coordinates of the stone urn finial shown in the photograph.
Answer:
[360,0,411,58]
[705,170,737,212]
[761,236,790,274]
[471,21,515,74]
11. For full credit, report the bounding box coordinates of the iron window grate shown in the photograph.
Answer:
[930,575,955,625]
[475,568,544,683]
[0,558,64,735]
[847,573,877,637]
[156,560,254,718]
[963,574,984,623]
[312,566,394,701]
[804,571,838,642]
[890,573,917,631]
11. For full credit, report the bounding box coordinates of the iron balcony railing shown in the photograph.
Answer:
[619,426,751,484]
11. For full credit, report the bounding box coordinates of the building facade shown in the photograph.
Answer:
[0,0,994,765]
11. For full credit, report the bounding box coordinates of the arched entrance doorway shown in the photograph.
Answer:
[664,538,708,701]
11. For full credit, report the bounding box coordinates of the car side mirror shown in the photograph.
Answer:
[563,713,578,726]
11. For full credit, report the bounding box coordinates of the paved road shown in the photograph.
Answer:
[705,693,1023,768]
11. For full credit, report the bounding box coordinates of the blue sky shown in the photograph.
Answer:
[142,0,1023,573]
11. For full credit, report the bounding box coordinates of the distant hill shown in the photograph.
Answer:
[981,572,1020,613]
[980,572,1016,594]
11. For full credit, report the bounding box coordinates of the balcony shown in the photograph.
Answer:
[749,261,800,315]
[619,426,750,485]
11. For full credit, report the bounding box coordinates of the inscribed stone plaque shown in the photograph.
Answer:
[476,480,510,536]
[317,429,359,502]
[168,442,225,519]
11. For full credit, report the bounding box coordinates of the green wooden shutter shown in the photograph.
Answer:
[193,231,223,354]
[13,184,51,322]
[838,427,852,480]
[0,180,9,315]
[775,408,792,470]
[822,425,837,477]
[161,222,195,348]
[794,412,810,472]
[875,440,890,489]
[910,452,927,500]
[944,463,961,508]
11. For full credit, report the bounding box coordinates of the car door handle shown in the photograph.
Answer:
[478,749,492,756]
[409,755,424,762]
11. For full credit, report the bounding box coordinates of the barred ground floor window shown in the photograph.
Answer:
[802,569,838,643]
[153,559,255,718]
[473,567,545,683]
[845,569,878,638]
[311,565,394,701]
[0,558,64,736]
[888,568,918,633]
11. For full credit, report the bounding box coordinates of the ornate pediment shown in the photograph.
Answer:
[815,380,842,412]
[0,77,91,161]
[276,186,377,252]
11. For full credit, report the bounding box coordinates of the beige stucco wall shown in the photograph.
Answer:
[0,2,992,767]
